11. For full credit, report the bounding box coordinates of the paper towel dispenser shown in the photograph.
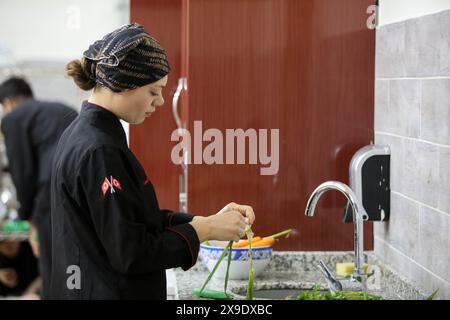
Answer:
[343,144,391,223]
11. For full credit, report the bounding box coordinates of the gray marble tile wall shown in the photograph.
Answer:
[374,9,450,299]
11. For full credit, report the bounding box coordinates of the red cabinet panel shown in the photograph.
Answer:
[130,0,376,251]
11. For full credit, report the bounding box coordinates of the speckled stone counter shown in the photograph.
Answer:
[173,251,430,300]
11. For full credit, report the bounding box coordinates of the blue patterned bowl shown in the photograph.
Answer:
[199,240,272,280]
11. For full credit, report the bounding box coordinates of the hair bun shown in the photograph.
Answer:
[66,58,96,91]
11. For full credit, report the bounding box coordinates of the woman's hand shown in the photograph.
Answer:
[189,203,255,242]
[217,202,255,225]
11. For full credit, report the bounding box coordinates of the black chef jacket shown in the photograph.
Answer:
[1,99,77,299]
[50,101,200,300]
[1,99,77,224]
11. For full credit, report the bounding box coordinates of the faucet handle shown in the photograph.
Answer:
[316,260,343,293]
[317,260,333,278]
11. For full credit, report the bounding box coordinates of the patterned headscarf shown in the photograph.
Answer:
[83,23,170,92]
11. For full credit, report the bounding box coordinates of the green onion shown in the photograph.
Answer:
[194,240,234,299]
[426,289,439,300]
[270,229,292,239]
[193,288,233,300]
[195,226,258,300]
[224,241,232,293]
[245,225,255,300]
[297,286,383,300]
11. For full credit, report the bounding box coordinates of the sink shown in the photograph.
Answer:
[175,251,430,300]
[231,282,328,300]
[230,280,387,300]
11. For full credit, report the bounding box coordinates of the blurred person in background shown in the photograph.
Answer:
[0,77,78,298]
[0,241,39,298]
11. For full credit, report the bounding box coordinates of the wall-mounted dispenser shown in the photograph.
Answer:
[343,144,391,223]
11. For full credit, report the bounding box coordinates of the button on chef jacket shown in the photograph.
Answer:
[50,101,200,300]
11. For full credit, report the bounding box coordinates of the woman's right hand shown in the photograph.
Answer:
[189,210,247,243]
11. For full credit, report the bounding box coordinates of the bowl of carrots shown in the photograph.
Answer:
[199,229,292,280]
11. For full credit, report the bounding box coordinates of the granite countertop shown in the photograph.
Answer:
[0,232,29,241]
[173,251,429,300]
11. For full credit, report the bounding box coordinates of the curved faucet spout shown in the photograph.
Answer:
[304,181,368,290]
[305,181,368,221]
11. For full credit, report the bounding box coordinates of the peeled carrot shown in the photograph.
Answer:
[217,237,262,248]
[242,229,292,248]
[232,237,262,248]
[249,237,275,247]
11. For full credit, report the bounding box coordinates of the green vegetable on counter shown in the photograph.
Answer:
[194,240,234,300]
[194,224,257,300]
[298,285,383,300]
[193,288,233,300]
[426,289,439,300]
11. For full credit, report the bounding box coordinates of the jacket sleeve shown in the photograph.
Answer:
[160,209,196,227]
[1,118,37,220]
[78,146,200,275]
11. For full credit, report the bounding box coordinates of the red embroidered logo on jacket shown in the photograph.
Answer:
[101,176,122,196]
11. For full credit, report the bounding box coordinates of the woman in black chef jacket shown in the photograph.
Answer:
[49,23,255,300]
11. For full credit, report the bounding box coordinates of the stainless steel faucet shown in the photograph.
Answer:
[316,260,343,293]
[305,181,369,290]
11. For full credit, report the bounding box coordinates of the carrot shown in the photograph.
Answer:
[242,229,292,248]
[249,237,275,247]
[232,237,262,248]
[216,237,262,248]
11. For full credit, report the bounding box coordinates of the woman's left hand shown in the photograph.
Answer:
[217,202,255,226]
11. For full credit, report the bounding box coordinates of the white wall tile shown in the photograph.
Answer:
[421,79,450,145]
[438,148,450,214]
[389,80,421,138]
[418,206,450,282]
